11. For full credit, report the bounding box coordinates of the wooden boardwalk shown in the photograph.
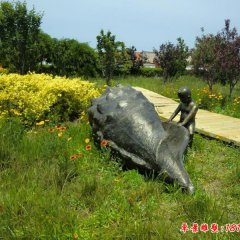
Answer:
[135,87,240,147]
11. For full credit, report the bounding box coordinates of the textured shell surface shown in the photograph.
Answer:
[89,85,168,165]
[88,85,194,193]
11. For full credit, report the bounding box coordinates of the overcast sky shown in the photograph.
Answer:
[24,0,240,51]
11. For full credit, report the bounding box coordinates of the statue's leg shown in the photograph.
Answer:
[188,122,195,148]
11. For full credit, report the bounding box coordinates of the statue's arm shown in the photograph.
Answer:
[169,103,181,121]
[179,104,198,126]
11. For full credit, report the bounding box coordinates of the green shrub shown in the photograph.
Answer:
[139,67,162,77]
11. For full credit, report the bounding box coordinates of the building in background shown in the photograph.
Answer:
[141,51,158,68]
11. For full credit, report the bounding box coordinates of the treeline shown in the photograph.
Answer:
[0,1,240,95]
[153,21,240,97]
[192,21,240,97]
[0,1,143,79]
[0,1,99,78]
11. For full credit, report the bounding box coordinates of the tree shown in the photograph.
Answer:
[96,30,130,85]
[0,1,42,74]
[215,20,240,97]
[127,46,144,75]
[154,38,188,81]
[192,32,219,92]
[175,38,189,75]
[192,20,240,96]
[114,41,131,77]
[51,38,98,78]
[36,31,55,73]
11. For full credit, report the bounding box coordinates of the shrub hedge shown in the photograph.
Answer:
[0,73,101,125]
[139,67,163,77]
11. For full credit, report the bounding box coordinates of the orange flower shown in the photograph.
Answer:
[59,126,66,131]
[70,155,76,161]
[85,144,92,151]
[55,124,61,129]
[101,139,109,147]
[48,128,54,133]
[76,152,83,158]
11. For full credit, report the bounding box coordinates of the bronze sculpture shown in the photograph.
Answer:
[88,85,194,193]
[168,87,198,147]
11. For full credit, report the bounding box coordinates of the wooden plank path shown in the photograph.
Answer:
[134,87,240,147]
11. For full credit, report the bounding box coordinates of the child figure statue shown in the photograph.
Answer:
[168,86,198,147]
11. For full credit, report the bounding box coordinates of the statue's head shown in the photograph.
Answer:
[178,86,192,103]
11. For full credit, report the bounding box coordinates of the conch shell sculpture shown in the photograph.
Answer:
[88,85,194,193]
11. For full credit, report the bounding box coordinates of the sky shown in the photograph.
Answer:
[24,0,240,51]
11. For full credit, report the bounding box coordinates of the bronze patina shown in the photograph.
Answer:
[169,87,198,147]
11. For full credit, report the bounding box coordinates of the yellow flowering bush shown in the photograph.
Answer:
[0,66,8,74]
[0,73,101,125]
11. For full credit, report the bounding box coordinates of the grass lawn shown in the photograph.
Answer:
[0,118,239,239]
[0,76,240,239]
[105,75,240,118]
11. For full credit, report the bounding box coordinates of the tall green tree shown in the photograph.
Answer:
[114,41,131,77]
[0,1,42,74]
[175,38,189,75]
[36,31,55,73]
[52,38,98,78]
[96,30,130,85]
[192,32,219,92]
[154,38,188,81]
